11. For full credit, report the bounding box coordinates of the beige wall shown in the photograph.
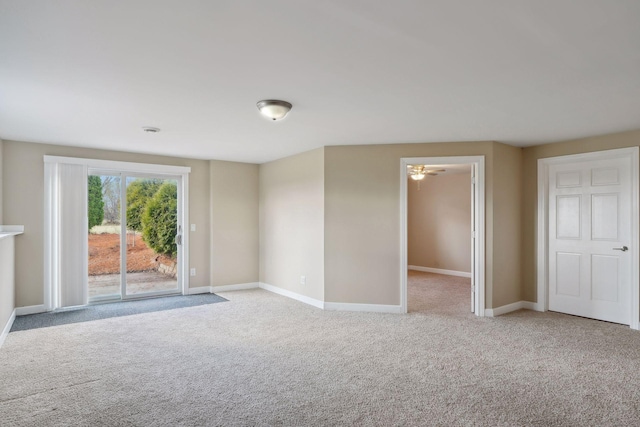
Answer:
[491,143,523,307]
[210,160,259,286]
[5,128,572,311]
[2,140,212,307]
[0,237,15,335]
[324,141,522,309]
[521,129,640,302]
[259,148,325,301]
[408,172,471,272]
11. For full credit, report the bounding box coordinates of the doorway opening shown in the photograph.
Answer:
[400,156,485,316]
[406,164,472,314]
[88,172,181,303]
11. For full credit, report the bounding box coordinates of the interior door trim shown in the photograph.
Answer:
[537,147,639,330]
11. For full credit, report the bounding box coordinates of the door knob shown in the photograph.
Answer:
[613,246,628,252]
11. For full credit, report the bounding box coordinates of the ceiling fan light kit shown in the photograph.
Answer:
[407,165,445,180]
[407,165,446,189]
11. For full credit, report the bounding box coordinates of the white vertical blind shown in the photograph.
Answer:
[58,163,88,307]
[45,162,88,309]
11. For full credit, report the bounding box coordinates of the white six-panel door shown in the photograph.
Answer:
[548,157,632,325]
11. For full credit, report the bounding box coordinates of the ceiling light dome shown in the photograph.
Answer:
[257,100,292,121]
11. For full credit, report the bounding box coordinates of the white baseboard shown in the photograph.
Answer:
[188,286,213,295]
[521,301,543,312]
[188,283,261,294]
[323,302,404,314]
[15,304,47,316]
[485,300,541,317]
[212,281,404,314]
[211,282,259,293]
[258,282,324,309]
[257,283,402,313]
[408,265,471,278]
[0,309,16,348]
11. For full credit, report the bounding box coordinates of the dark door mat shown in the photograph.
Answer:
[11,293,228,332]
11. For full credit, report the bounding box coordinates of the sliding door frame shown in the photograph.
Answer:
[44,156,191,311]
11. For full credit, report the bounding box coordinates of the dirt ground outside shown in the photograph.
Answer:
[88,232,175,276]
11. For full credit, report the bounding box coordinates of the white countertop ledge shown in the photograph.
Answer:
[0,225,25,240]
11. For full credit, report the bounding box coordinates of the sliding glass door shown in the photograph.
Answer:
[88,173,122,301]
[124,175,180,297]
[88,171,182,302]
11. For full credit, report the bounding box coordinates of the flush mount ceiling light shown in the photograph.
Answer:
[142,126,161,133]
[256,100,292,121]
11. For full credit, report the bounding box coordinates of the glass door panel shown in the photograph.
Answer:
[88,171,182,303]
[124,176,180,298]
[88,173,122,302]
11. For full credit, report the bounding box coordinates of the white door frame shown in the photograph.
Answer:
[400,156,486,315]
[537,147,639,330]
[44,156,191,311]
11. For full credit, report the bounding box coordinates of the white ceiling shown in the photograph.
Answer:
[1,1,639,164]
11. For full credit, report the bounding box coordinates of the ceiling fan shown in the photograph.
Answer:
[407,165,446,181]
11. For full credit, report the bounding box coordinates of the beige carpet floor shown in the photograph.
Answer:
[2,271,640,426]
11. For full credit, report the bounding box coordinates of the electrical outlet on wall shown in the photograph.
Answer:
[190,268,196,276]
[300,275,306,285]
